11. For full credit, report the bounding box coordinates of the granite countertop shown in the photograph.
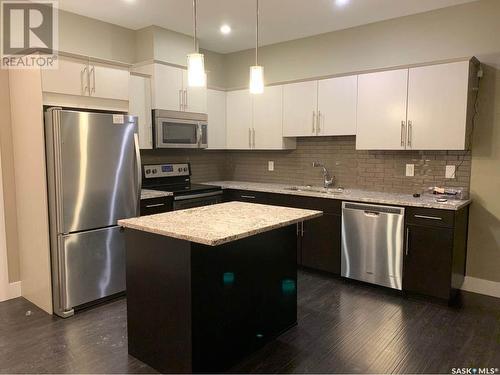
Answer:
[141,189,173,200]
[118,201,322,246]
[205,181,471,211]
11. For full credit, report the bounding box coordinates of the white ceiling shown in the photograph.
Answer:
[58,0,478,54]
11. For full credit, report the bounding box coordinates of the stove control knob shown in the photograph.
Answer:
[183,167,188,172]
[152,169,157,174]
[178,167,182,172]
[145,169,151,174]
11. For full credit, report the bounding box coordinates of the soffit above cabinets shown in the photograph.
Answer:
[58,0,478,54]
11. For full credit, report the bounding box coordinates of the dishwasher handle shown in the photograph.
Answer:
[343,202,405,216]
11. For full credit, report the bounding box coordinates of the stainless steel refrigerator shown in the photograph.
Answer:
[45,108,141,318]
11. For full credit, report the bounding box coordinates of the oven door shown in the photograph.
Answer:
[173,191,223,211]
[155,117,200,148]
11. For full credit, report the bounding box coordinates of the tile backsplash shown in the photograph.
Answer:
[142,136,471,197]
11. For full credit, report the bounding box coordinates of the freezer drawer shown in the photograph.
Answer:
[341,202,404,290]
[57,226,126,312]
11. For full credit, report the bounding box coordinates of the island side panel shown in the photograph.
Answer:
[190,224,298,372]
[125,229,193,373]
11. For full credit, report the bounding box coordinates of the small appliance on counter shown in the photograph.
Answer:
[427,186,466,202]
[153,109,207,149]
[142,163,222,210]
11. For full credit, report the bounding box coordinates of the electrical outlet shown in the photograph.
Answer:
[446,165,456,179]
[268,161,274,172]
[406,164,414,177]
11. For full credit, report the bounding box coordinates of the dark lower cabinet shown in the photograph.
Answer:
[300,214,341,274]
[140,196,173,216]
[222,188,470,299]
[403,206,469,301]
[224,189,342,275]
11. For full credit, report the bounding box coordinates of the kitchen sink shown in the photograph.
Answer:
[284,186,345,195]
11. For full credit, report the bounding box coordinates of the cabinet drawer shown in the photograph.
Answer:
[223,189,269,204]
[287,196,341,215]
[405,207,455,228]
[140,196,173,216]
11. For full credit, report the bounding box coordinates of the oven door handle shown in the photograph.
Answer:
[174,190,223,201]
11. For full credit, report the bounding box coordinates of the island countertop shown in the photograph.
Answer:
[118,201,322,246]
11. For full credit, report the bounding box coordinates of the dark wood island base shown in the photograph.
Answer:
[125,224,298,373]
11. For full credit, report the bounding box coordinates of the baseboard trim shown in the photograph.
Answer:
[0,281,21,302]
[461,276,500,299]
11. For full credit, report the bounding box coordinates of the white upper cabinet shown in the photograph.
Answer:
[253,85,293,149]
[356,61,475,150]
[226,89,253,149]
[129,74,153,149]
[41,56,89,96]
[207,89,226,149]
[317,75,357,136]
[182,70,207,114]
[152,64,183,111]
[41,56,129,101]
[91,62,129,101]
[283,81,318,137]
[356,69,409,150]
[149,63,207,113]
[406,61,470,150]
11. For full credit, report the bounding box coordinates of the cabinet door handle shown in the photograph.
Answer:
[401,121,406,147]
[301,222,304,237]
[405,227,410,256]
[312,111,316,134]
[414,214,442,221]
[81,66,88,95]
[179,90,183,110]
[90,65,96,95]
[145,203,166,208]
[252,128,256,148]
[317,111,321,134]
[184,89,188,110]
[407,120,412,147]
[248,128,252,148]
[240,195,256,199]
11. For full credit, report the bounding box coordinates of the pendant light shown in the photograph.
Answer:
[187,0,206,87]
[249,0,264,94]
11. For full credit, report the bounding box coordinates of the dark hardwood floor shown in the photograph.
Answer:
[1,270,499,374]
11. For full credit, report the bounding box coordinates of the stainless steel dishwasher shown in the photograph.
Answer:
[341,202,405,290]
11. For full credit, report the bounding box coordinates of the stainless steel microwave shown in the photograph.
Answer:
[153,109,207,149]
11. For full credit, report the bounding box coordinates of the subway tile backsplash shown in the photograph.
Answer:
[142,136,471,197]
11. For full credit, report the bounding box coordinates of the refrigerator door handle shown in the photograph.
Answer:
[133,133,142,216]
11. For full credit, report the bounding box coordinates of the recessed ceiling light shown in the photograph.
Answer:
[335,0,349,7]
[220,24,231,35]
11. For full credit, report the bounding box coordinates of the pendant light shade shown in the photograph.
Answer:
[187,0,206,87]
[187,52,206,87]
[249,65,264,94]
[249,0,264,94]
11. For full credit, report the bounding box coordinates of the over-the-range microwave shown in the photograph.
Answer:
[153,109,207,149]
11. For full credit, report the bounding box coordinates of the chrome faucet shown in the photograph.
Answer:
[313,162,334,188]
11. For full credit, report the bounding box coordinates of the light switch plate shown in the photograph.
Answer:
[406,164,414,177]
[446,165,456,179]
[268,161,274,171]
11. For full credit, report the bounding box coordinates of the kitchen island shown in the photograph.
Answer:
[118,202,322,373]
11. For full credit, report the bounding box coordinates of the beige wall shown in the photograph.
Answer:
[58,10,136,63]
[222,0,500,89]
[201,49,226,89]
[467,65,500,282]
[0,71,20,283]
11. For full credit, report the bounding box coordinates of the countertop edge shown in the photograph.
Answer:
[205,181,471,211]
[118,210,323,246]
